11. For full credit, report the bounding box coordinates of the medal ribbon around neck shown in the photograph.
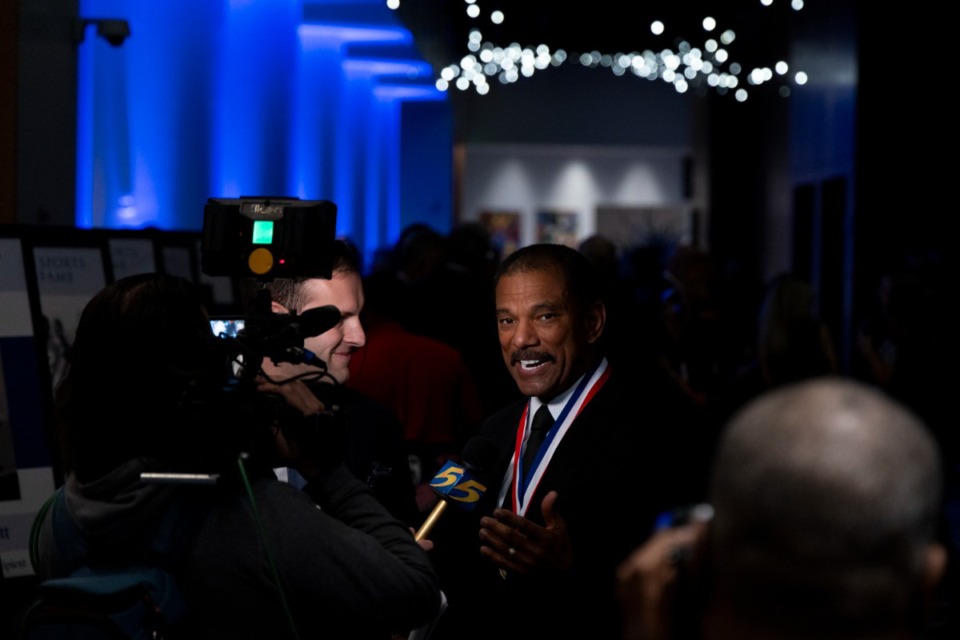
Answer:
[508,357,610,516]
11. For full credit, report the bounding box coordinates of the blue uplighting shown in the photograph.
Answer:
[77,0,451,266]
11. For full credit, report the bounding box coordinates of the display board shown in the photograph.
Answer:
[0,226,221,581]
[0,236,57,579]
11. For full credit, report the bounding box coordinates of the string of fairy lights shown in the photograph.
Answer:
[387,0,808,102]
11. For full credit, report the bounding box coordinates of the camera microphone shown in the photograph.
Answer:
[415,436,500,541]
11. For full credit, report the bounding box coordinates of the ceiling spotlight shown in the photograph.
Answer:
[75,18,131,47]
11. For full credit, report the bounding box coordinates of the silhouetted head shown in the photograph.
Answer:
[706,376,945,639]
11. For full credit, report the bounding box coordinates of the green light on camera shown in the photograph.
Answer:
[252,220,274,245]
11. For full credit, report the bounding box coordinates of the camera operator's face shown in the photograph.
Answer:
[268,270,366,384]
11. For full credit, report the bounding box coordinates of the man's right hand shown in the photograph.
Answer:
[255,376,326,416]
[255,376,327,476]
[478,490,573,575]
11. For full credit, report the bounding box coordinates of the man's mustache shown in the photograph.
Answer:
[510,351,553,365]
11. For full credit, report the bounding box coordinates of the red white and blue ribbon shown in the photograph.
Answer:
[506,357,610,516]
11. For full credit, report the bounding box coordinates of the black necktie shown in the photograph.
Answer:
[522,404,554,473]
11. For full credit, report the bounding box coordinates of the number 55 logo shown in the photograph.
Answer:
[430,461,488,508]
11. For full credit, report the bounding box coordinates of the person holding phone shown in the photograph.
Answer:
[616,376,954,640]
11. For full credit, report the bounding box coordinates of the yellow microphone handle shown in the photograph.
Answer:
[414,499,449,541]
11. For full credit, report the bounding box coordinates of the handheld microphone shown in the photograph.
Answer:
[415,436,499,541]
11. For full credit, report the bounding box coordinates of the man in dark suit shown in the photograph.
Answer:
[428,242,697,640]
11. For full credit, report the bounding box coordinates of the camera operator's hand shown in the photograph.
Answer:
[616,518,709,640]
[255,376,328,477]
[255,376,326,416]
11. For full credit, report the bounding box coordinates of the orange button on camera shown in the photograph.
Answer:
[247,247,275,275]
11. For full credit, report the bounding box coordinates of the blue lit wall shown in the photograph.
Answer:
[77,0,451,266]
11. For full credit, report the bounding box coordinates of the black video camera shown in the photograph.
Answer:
[166,197,347,483]
[201,196,339,378]
[201,197,337,281]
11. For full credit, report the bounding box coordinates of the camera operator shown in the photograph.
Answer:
[31,273,442,639]
[616,376,953,640]
[238,238,420,528]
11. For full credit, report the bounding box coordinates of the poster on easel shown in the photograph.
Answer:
[0,238,57,579]
[160,244,195,281]
[194,238,239,315]
[32,245,108,393]
[108,236,157,280]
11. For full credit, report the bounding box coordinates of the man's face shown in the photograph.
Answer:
[265,270,366,384]
[495,266,604,401]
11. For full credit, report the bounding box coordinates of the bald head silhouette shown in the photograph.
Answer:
[706,376,946,640]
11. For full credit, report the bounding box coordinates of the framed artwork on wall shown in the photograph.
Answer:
[536,210,578,248]
[479,210,521,258]
[594,205,689,251]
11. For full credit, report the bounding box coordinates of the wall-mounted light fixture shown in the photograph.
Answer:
[75,18,131,47]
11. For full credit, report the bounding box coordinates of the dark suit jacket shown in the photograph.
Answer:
[428,364,702,640]
[308,382,420,528]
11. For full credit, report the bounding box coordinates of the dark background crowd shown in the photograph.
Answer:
[4,217,956,639]
[354,222,955,526]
